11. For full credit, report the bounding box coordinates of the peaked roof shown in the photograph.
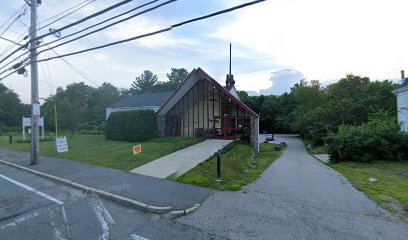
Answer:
[157,68,259,117]
[393,80,408,94]
[109,91,173,108]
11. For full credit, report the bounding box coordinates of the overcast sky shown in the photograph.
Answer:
[0,0,407,103]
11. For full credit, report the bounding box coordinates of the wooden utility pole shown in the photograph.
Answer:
[29,0,40,165]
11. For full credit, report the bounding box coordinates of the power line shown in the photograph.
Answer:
[38,0,265,63]
[0,0,265,81]
[0,0,163,72]
[0,4,24,33]
[39,0,94,25]
[37,0,175,55]
[38,0,96,33]
[0,5,27,38]
[0,0,135,66]
[39,0,160,49]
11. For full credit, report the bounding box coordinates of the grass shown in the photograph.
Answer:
[176,142,286,191]
[329,161,408,221]
[301,138,328,154]
[0,134,202,171]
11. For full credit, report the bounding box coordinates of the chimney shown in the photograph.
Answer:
[401,70,406,84]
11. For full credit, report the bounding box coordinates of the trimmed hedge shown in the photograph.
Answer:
[105,109,158,141]
[326,118,408,163]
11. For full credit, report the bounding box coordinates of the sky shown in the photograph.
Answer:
[0,0,407,103]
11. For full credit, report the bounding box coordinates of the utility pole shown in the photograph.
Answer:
[29,0,40,165]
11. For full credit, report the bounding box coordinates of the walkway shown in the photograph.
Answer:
[178,134,408,240]
[130,139,232,178]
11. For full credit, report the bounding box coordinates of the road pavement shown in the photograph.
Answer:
[0,164,224,240]
[178,134,408,240]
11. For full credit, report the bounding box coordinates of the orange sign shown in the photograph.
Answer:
[133,145,142,154]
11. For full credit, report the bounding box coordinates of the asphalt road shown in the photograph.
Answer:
[0,164,223,240]
[178,134,408,240]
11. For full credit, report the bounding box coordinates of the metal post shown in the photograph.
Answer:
[9,136,12,144]
[30,0,40,165]
[216,152,221,181]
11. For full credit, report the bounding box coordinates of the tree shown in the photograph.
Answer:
[0,83,28,127]
[130,70,158,94]
[166,68,188,87]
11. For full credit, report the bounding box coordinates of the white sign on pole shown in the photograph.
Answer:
[33,103,40,116]
[22,117,44,140]
[56,136,69,153]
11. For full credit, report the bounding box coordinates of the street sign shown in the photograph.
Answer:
[133,145,142,154]
[56,136,68,153]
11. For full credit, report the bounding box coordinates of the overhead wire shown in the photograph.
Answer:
[37,0,175,55]
[0,5,27,38]
[0,0,164,72]
[38,0,265,63]
[0,0,136,65]
[37,0,96,33]
[39,0,94,25]
[38,0,160,49]
[0,0,265,81]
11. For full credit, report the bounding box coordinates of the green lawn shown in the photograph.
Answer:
[329,161,408,221]
[0,134,202,171]
[176,142,285,191]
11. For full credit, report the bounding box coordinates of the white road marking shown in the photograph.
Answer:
[0,212,39,230]
[90,195,115,240]
[0,173,63,205]
[131,233,149,240]
[61,205,71,236]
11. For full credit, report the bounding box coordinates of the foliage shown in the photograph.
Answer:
[0,82,29,126]
[0,135,202,171]
[130,68,189,94]
[176,142,285,191]
[41,82,121,134]
[239,74,397,146]
[105,109,158,141]
[326,116,408,162]
[130,70,159,94]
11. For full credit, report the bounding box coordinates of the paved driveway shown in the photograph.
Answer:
[178,135,408,240]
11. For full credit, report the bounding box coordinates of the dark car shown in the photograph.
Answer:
[265,134,274,141]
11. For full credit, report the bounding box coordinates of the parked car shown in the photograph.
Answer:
[265,133,274,141]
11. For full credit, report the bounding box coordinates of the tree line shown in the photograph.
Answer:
[0,71,399,143]
[0,68,189,134]
[239,74,397,145]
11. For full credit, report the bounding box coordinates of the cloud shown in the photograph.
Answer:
[259,69,304,95]
[105,17,199,49]
[212,0,408,82]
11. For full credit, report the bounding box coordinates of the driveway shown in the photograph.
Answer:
[178,134,408,240]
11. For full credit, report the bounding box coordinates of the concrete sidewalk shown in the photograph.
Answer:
[0,146,213,212]
[130,139,232,178]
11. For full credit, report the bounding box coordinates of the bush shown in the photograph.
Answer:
[105,109,158,142]
[326,118,408,162]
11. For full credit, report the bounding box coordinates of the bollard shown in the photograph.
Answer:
[216,152,221,182]
[9,135,12,144]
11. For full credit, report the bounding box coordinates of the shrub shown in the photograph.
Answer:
[326,118,408,162]
[105,109,158,142]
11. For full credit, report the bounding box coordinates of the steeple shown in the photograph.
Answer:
[226,41,235,87]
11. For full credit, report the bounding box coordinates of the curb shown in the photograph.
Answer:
[0,159,172,214]
[169,203,201,218]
